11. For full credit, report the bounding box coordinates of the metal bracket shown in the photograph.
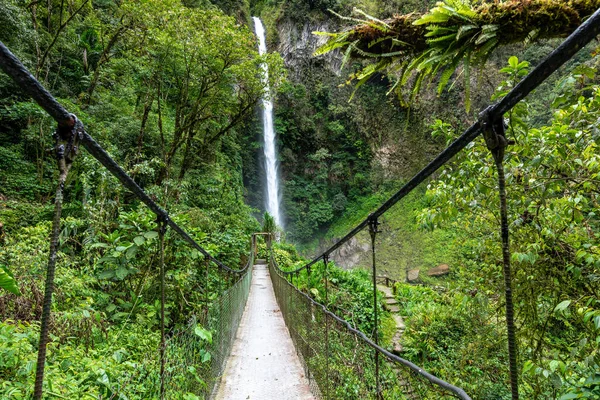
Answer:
[156,214,169,233]
[53,114,82,167]
[367,214,381,241]
[479,106,511,163]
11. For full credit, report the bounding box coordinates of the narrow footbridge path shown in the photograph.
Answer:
[214,261,314,400]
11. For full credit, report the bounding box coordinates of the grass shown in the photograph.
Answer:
[319,184,461,283]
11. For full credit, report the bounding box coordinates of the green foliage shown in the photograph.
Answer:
[0,1,271,397]
[262,212,276,234]
[315,0,600,112]
[416,56,600,398]
[396,284,511,398]
[0,264,20,295]
[277,248,385,335]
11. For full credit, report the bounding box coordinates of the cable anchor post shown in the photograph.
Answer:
[479,107,519,400]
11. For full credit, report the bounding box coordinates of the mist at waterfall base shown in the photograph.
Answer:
[253,17,283,230]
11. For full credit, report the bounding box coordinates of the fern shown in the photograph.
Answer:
[313,0,554,109]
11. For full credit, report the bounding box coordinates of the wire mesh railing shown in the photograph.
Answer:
[159,257,253,399]
[269,255,471,399]
[104,251,254,400]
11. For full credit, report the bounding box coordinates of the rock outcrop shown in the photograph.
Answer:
[277,19,341,77]
[427,264,450,277]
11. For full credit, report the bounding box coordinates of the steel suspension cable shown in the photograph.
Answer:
[368,217,381,397]
[481,113,520,399]
[158,218,167,400]
[0,41,247,275]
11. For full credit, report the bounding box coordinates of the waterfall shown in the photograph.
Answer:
[253,17,283,229]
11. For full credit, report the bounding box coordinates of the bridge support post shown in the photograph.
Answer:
[481,110,519,400]
[368,214,382,398]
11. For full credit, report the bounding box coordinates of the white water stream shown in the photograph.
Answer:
[253,17,283,228]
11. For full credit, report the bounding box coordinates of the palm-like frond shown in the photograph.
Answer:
[313,0,600,109]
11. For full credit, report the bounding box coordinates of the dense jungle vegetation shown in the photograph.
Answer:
[1,0,599,399]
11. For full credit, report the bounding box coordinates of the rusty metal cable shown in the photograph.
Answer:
[33,117,82,400]
[158,218,167,400]
[481,111,520,400]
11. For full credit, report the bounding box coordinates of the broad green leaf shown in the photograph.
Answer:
[194,326,213,344]
[115,266,130,280]
[554,300,571,313]
[558,394,579,399]
[144,231,159,239]
[0,265,20,295]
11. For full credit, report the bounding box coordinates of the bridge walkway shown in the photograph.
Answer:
[213,261,314,400]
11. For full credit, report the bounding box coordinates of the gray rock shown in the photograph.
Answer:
[407,269,420,282]
[277,19,342,78]
[427,264,450,277]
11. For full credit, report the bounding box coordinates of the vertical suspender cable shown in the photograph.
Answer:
[158,218,167,400]
[368,215,381,397]
[481,112,519,399]
[34,118,81,400]
[205,257,210,315]
[496,154,519,399]
[323,254,330,399]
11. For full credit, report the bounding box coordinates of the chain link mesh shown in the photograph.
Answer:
[270,260,469,400]
[131,260,253,399]
[172,264,252,399]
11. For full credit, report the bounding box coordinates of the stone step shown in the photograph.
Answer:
[392,315,406,330]
[385,298,398,305]
[387,305,400,313]
[376,284,394,298]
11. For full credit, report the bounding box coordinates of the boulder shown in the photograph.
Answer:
[427,264,450,277]
[407,268,420,282]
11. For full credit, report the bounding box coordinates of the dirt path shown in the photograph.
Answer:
[213,262,314,400]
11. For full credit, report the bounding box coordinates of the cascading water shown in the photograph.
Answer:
[253,17,283,229]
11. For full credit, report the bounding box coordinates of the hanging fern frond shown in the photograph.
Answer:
[313,0,600,108]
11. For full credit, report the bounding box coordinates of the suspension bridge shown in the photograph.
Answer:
[1,7,599,400]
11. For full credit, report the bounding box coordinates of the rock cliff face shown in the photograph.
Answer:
[310,234,370,270]
[276,19,341,76]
